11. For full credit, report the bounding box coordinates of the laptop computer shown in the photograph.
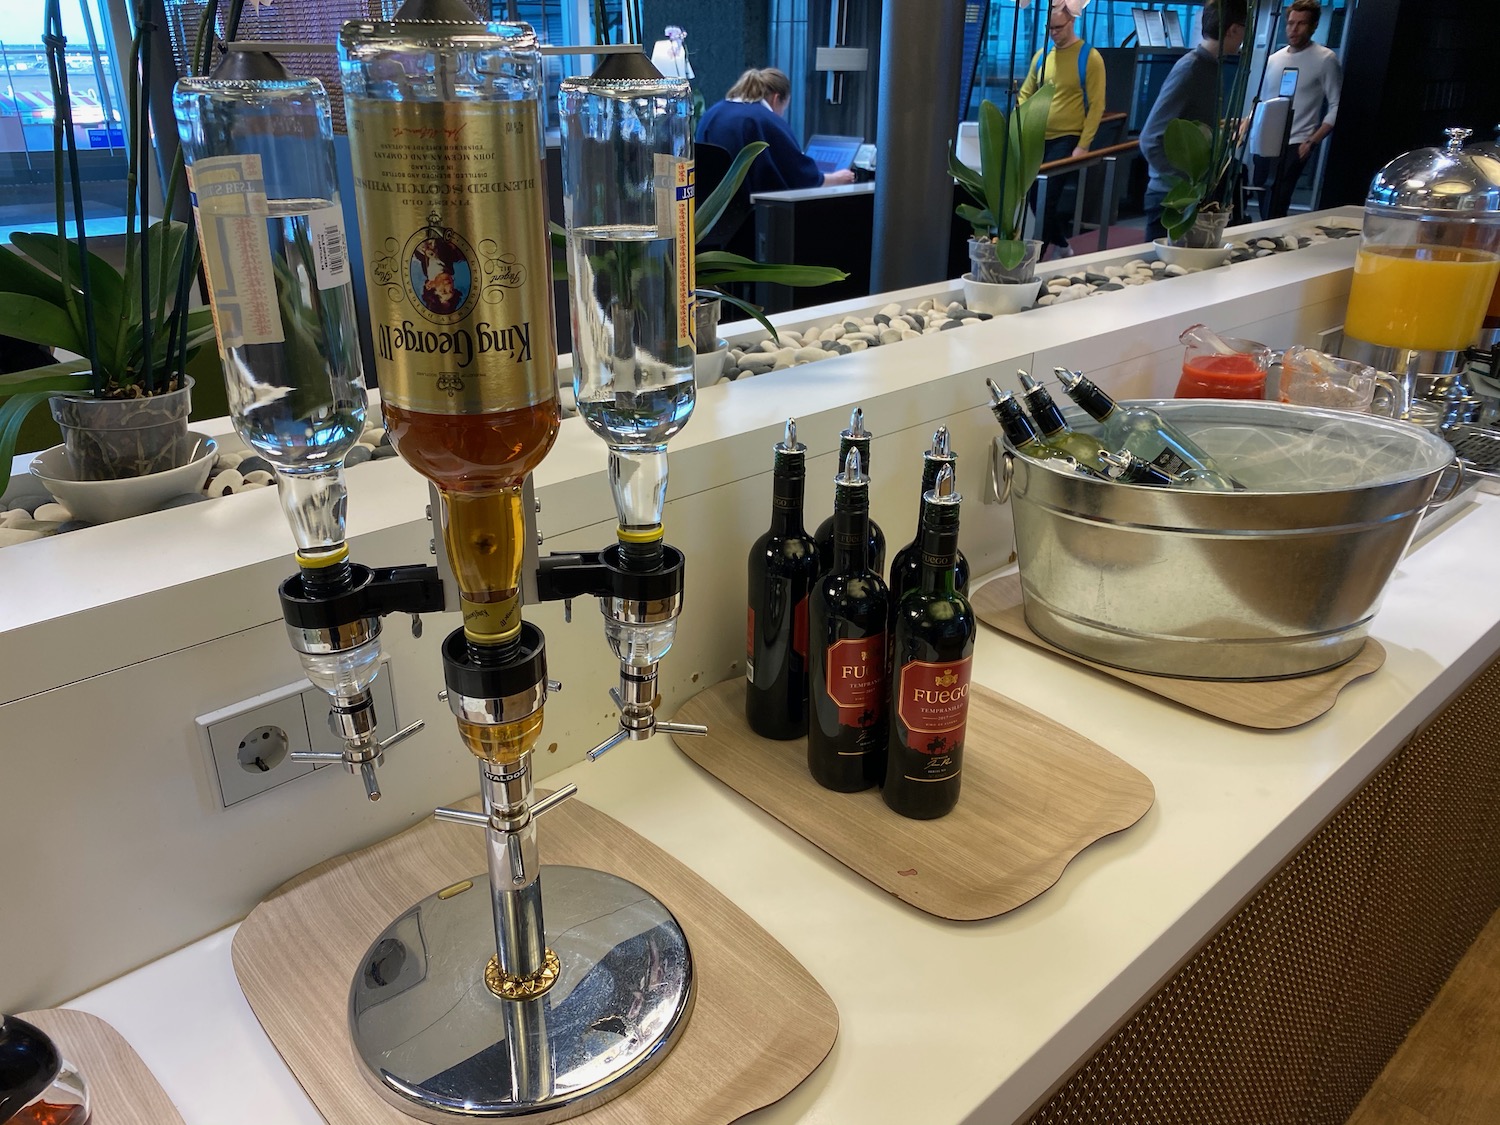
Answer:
[804,134,864,176]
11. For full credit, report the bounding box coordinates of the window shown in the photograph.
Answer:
[1,0,131,237]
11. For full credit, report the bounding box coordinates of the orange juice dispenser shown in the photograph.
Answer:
[1462,129,1500,354]
[1341,128,1500,404]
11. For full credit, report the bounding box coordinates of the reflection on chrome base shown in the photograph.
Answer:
[349,864,694,1123]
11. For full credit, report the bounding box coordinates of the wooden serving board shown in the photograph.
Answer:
[971,572,1386,730]
[14,1008,186,1125]
[232,795,837,1125]
[669,678,1154,921]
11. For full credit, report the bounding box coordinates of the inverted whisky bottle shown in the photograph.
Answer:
[340,5,560,668]
[809,447,889,792]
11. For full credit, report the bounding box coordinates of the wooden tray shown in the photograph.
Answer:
[971,572,1386,730]
[669,678,1154,921]
[232,795,836,1125]
[14,1008,186,1125]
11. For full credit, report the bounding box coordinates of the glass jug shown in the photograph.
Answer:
[1176,324,1273,400]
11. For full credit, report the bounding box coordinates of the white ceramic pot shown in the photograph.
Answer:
[1153,239,1232,269]
[31,432,217,524]
[962,273,1041,316]
[693,341,729,384]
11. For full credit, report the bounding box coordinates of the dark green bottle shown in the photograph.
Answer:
[986,380,1097,476]
[814,406,885,577]
[746,418,821,740]
[884,465,975,820]
[889,425,969,631]
[808,447,890,792]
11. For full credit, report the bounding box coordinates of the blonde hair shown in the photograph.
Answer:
[726,68,792,103]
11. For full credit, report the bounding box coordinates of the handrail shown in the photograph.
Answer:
[1031,139,1143,253]
[1039,138,1139,174]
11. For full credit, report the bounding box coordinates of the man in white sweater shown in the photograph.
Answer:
[1257,0,1342,219]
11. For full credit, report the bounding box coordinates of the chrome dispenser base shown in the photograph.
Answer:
[349,864,694,1123]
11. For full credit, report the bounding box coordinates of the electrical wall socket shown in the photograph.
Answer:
[198,681,318,807]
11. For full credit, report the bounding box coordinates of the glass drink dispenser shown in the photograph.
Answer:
[1463,130,1500,352]
[1342,128,1500,385]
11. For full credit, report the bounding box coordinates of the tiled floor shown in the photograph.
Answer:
[1346,907,1500,1125]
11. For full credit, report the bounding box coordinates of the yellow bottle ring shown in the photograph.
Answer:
[296,544,350,569]
[616,525,664,544]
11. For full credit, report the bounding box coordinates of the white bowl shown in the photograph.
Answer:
[961,273,1041,315]
[31,432,218,524]
[1153,239,1232,269]
[693,340,729,384]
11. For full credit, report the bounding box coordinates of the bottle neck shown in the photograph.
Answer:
[771,452,808,535]
[831,482,870,573]
[840,435,872,477]
[1023,386,1069,437]
[995,397,1042,450]
[1064,374,1118,423]
[918,454,954,499]
[918,501,960,593]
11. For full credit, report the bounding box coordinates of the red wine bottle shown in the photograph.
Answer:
[888,425,969,631]
[814,407,885,576]
[746,418,821,739]
[809,447,890,791]
[884,464,975,820]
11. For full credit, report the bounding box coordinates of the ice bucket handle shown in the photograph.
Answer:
[990,436,1014,505]
[1428,457,1466,508]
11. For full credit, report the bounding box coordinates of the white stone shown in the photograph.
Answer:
[1104,266,1125,278]
[774,347,797,363]
[860,322,881,336]
[822,325,845,341]
[1125,259,1147,271]
[947,302,966,315]
[917,298,936,312]
[846,339,869,352]
[33,503,70,522]
[1067,284,1092,297]
[880,328,903,345]
[207,469,245,497]
[772,359,793,370]
[879,302,903,318]
[1164,264,1188,276]
[1037,294,1056,306]
[242,470,274,486]
[794,347,828,363]
[215,452,245,470]
[1,508,33,527]
[363,426,386,444]
[0,528,45,546]
[758,339,780,353]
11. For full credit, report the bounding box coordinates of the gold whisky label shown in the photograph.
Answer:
[347,99,555,415]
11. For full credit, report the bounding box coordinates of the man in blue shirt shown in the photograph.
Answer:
[1138,0,1248,241]
[698,68,856,194]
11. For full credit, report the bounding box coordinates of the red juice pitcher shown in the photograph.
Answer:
[1176,324,1273,399]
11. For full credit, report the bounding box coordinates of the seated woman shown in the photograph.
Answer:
[697,68,856,194]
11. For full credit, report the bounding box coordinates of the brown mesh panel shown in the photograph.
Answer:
[1027,657,1500,1125]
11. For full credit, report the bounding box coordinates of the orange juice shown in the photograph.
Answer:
[1345,245,1500,350]
[1486,272,1500,328]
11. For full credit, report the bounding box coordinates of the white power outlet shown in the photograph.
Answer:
[198,681,319,807]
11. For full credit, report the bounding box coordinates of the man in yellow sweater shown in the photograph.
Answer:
[1018,1,1107,258]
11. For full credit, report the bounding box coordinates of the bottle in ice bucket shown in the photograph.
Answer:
[985,380,1097,477]
[1017,371,1112,474]
[1098,450,1230,491]
[1176,324,1272,400]
[1055,368,1239,489]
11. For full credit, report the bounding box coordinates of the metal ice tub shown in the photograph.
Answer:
[1001,401,1459,680]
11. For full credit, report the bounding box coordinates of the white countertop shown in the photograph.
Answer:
[60,489,1500,1125]
[750,182,875,204]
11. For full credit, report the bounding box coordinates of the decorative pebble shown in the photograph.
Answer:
[370,445,400,459]
[242,470,274,486]
[363,425,386,444]
[794,347,828,363]
[1164,264,1189,276]
[56,519,94,533]
[207,469,244,497]
[345,445,374,466]
[33,503,70,522]
[880,328,902,345]
[0,509,33,528]
[215,451,246,470]
[0,528,45,546]
[236,455,273,476]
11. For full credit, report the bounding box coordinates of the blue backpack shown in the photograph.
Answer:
[1032,41,1092,115]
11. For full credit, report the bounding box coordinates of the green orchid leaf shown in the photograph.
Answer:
[977,98,1007,230]
[995,239,1027,271]
[0,293,86,354]
[1164,119,1213,185]
[1162,180,1204,210]
[0,358,91,392]
[1005,83,1055,239]
[947,140,986,201]
[696,250,847,287]
[696,141,767,243]
[1162,201,1199,243]
[711,289,780,344]
[956,204,996,239]
[0,390,55,497]
[11,231,125,332]
[0,245,67,307]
